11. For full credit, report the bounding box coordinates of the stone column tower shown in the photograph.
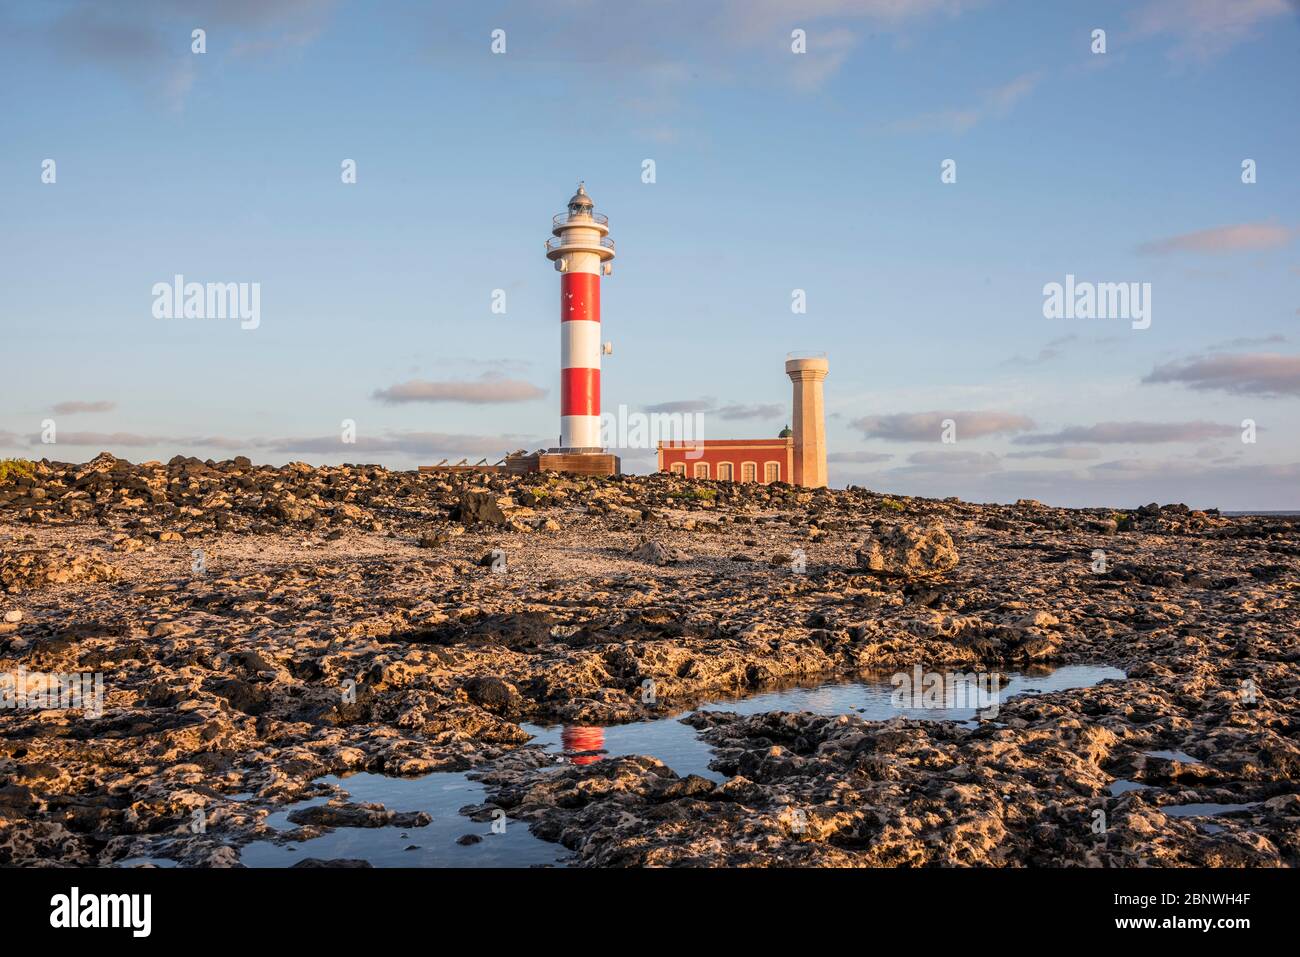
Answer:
[785,353,829,488]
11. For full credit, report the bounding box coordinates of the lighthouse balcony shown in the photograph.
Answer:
[545,235,616,259]
[553,211,609,232]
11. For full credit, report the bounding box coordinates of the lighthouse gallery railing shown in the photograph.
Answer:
[545,235,616,254]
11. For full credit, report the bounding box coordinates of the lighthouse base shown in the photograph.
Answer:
[504,450,621,477]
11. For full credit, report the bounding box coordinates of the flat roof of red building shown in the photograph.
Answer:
[658,438,792,448]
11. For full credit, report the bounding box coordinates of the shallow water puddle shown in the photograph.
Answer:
[1159,802,1259,819]
[116,857,179,868]
[1160,802,1261,837]
[1107,779,1148,796]
[1143,750,1203,765]
[232,663,1123,867]
[238,770,565,868]
[524,664,1126,783]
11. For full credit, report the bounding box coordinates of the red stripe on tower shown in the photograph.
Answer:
[561,272,600,322]
[560,367,600,417]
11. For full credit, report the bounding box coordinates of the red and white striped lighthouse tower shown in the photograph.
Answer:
[545,183,615,451]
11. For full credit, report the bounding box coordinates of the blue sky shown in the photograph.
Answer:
[1,0,1297,508]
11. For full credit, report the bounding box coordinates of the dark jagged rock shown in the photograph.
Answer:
[455,490,508,526]
[463,676,522,716]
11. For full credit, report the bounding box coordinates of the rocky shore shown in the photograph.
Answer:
[1,452,1296,867]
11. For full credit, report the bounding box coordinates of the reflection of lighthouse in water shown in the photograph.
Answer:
[562,725,605,766]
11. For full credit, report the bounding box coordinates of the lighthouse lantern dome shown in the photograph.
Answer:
[567,183,594,214]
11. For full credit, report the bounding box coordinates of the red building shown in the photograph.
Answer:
[657,433,794,484]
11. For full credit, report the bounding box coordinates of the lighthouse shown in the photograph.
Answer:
[491,184,623,478]
[546,183,615,451]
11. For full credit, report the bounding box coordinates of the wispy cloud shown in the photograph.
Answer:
[432,0,987,97]
[11,428,542,462]
[1136,223,1294,256]
[1002,334,1077,367]
[260,430,540,458]
[372,374,546,405]
[852,410,1034,441]
[1004,446,1102,461]
[727,0,987,42]
[787,27,858,92]
[828,450,893,463]
[848,457,1300,510]
[644,398,716,414]
[903,450,1002,472]
[1012,421,1239,445]
[1207,334,1287,352]
[1129,0,1294,60]
[714,403,784,421]
[1143,353,1300,397]
[51,400,116,415]
[28,431,248,450]
[34,0,337,110]
[890,71,1042,135]
[643,398,783,420]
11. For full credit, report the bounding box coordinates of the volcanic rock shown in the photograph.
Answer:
[291,858,373,868]
[456,490,508,526]
[855,519,959,577]
[463,676,522,716]
[286,803,432,829]
[631,538,690,566]
[0,453,1295,870]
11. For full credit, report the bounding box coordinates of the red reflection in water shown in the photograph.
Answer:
[562,726,605,765]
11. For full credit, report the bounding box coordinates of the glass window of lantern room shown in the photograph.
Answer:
[764,462,780,483]
[694,462,709,479]
[742,462,757,483]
